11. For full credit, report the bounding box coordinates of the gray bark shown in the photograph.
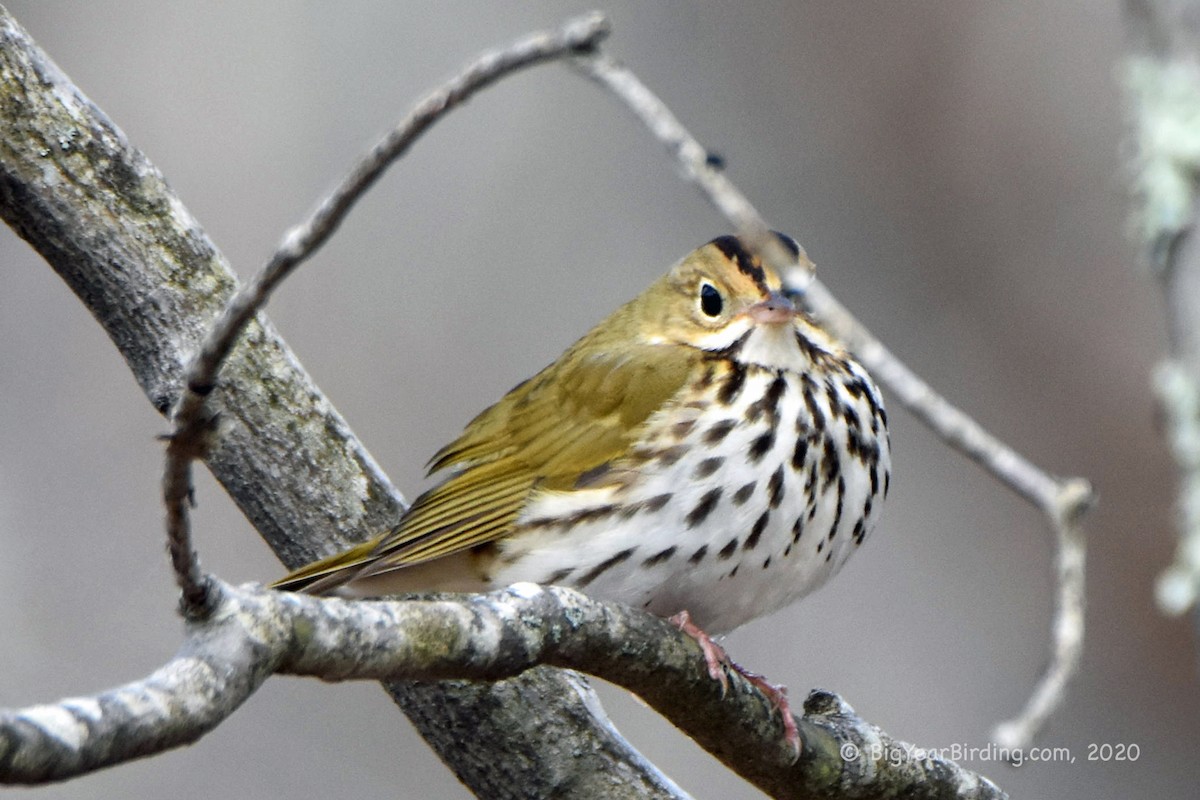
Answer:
[1,581,1005,800]
[0,8,683,798]
[0,5,1011,799]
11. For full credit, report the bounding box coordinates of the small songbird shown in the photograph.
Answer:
[275,234,890,728]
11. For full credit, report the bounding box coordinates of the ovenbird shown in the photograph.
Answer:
[275,234,890,637]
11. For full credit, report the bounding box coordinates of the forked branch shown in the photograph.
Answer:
[0,5,1048,797]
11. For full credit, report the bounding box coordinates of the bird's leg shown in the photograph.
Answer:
[668,610,801,756]
[669,610,730,690]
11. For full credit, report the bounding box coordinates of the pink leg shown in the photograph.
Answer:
[669,610,801,755]
[669,610,731,690]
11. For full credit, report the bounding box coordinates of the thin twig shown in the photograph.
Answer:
[161,12,612,616]
[571,46,1094,751]
[804,282,1094,751]
[570,52,807,282]
[0,9,677,796]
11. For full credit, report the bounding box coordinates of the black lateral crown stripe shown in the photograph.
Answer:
[709,235,766,288]
[772,231,800,257]
[708,232,799,284]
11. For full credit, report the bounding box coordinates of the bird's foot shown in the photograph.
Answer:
[669,610,730,690]
[668,610,801,756]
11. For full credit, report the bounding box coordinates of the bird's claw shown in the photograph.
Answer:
[669,609,802,757]
[669,609,730,692]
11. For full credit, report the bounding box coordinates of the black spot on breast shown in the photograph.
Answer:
[643,546,677,567]
[717,363,747,406]
[577,548,635,587]
[795,331,828,361]
[733,481,756,505]
[744,511,770,550]
[845,435,861,461]
[656,445,687,466]
[748,429,775,463]
[645,493,672,513]
[792,515,804,543]
[762,557,772,569]
[704,419,737,445]
[791,436,809,470]
[821,436,840,489]
[745,373,787,423]
[826,477,845,541]
[859,380,883,418]
[718,537,739,559]
[802,377,826,430]
[853,518,866,545]
[686,488,723,528]
[767,464,785,508]
[672,418,698,440]
[694,457,724,479]
[862,439,881,466]
[689,545,708,564]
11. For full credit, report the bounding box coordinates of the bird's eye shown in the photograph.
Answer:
[699,282,723,317]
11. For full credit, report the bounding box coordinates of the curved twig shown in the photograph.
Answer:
[0,10,683,798]
[571,46,1094,751]
[162,11,612,615]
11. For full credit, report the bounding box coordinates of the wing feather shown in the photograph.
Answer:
[352,342,694,587]
[273,327,700,594]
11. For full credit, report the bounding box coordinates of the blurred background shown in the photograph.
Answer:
[0,2,1190,797]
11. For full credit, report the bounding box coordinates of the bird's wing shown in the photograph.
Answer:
[272,341,697,593]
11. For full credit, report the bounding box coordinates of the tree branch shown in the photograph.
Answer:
[163,9,610,615]
[0,581,1005,800]
[0,8,684,798]
[0,5,1016,798]
[570,46,1093,752]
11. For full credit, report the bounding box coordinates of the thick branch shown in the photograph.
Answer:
[0,9,682,799]
[0,581,1005,800]
[0,5,1019,797]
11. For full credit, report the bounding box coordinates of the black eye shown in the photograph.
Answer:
[699,282,723,317]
